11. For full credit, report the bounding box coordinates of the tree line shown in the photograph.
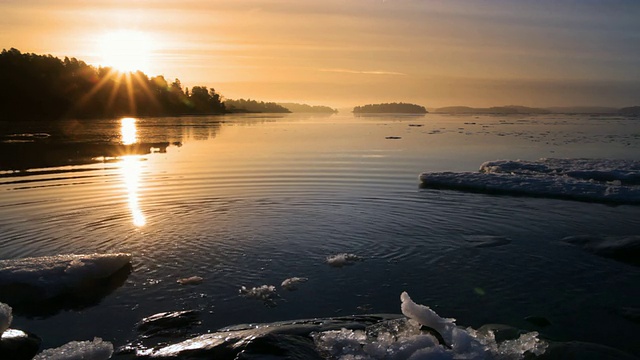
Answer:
[353,102,428,114]
[0,48,225,121]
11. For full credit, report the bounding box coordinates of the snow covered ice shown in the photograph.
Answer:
[33,337,113,360]
[0,253,132,300]
[312,292,547,360]
[420,158,640,204]
[0,302,12,335]
[326,253,361,267]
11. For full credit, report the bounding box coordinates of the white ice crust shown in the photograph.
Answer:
[420,158,640,204]
[326,253,361,267]
[0,253,132,298]
[313,291,547,360]
[281,277,308,290]
[33,337,114,360]
[0,302,12,334]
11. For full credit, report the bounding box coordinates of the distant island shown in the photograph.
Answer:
[434,105,550,114]
[353,102,428,114]
[224,99,290,113]
[278,103,338,113]
[435,105,640,115]
[619,106,640,116]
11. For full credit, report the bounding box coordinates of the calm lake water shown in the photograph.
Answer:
[1,113,640,356]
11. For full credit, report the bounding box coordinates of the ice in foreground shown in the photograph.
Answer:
[0,253,132,313]
[420,158,640,204]
[34,338,113,360]
[313,292,547,359]
[134,291,547,359]
[0,302,12,335]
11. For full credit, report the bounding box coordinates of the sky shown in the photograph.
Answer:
[1,0,639,109]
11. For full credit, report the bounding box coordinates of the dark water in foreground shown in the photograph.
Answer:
[1,113,639,356]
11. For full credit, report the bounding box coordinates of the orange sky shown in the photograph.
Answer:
[2,0,639,109]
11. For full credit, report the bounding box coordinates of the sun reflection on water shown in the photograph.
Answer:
[121,117,137,145]
[121,155,146,227]
[119,117,145,227]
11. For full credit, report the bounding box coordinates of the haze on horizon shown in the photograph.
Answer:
[1,0,639,109]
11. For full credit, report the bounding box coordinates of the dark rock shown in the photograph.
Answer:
[525,315,552,328]
[562,235,640,266]
[538,341,638,360]
[136,310,201,338]
[0,329,41,360]
[131,314,401,359]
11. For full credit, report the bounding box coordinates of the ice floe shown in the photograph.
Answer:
[0,253,132,314]
[326,253,361,267]
[281,277,308,290]
[0,303,11,335]
[34,337,113,360]
[177,276,203,285]
[420,158,640,204]
[312,292,547,360]
[239,285,279,306]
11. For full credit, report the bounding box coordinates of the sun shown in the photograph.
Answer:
[98,30,153,73]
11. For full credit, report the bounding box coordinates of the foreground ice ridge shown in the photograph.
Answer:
[312,292,547,360]
[0,302,12,335]
[34,337,113,360]
[0,253,132,299]
[420,158,640,204]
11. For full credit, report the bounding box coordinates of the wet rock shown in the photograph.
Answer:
[0,329,41,360]
[538,341,638,360]
[562,235,640,266]
[131,314,401,359]
[136,310,201,338]
[525,315,552,328]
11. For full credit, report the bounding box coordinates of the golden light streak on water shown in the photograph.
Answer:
[121,117,137,145]
[120,155,146,227]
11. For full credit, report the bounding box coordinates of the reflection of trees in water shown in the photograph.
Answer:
[0,140,172,171]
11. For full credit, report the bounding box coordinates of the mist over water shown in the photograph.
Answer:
[1,113,639,356]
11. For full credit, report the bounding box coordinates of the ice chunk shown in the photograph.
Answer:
[281,277,308,290]
[313,291,547,359]
[0,253,132,312]
[326,253,361,267]
[0,302,11,335]
[400,291,456,346]
[33,337,113,360]
[239,285,278,306]
[177,276,203,285]
[421,158,640,204]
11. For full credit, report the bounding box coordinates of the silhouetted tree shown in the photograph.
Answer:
[0,48,226,121]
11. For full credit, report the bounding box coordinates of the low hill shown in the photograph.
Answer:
[278,103,337,113]
[224,99,290,113]
[435,105,549,114]
[619,106,640,116]
[546,106,619,114]
[353,102,427,114]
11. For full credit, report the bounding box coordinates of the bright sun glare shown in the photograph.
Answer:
[99,30,153,73]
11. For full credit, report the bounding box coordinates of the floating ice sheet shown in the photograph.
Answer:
[0,302,11,335]
[33,337,113,360]
[0,253,132,304]
[326,253,361,267]
[313,292,547,360]
[420,158,640,204]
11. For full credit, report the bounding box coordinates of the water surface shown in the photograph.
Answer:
[1,113,639,356]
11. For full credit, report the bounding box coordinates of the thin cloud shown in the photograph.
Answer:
[319,68,406,76]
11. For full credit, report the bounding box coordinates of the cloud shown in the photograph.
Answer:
[318,68,406,76]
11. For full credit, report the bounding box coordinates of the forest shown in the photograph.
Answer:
[0,48,225,121]
[353,103,428,114]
